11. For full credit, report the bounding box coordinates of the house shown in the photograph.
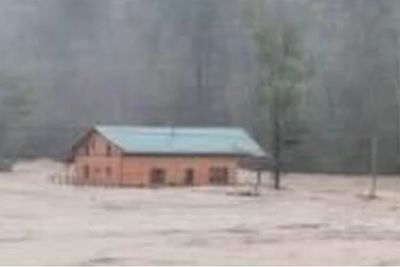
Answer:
[69,125,266,187]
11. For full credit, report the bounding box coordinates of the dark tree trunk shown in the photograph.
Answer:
[393,33,400,165]
[273,133,281,190]
[272,104,282,190]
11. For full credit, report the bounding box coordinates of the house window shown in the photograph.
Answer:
[90,138,96,152]
[185,169,194,185]
[106,144,112,156]
[150,168,166,185]
[83,165,90,179]
[209,167,229,185]
[85,144,90,156]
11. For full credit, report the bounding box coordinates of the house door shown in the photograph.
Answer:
[209,167,229,185]
[83,165,90,179]
[185,169,194,185]
[150,168,166,185]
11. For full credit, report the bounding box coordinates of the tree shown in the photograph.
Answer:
[245,1,310,189]
[156,0,232,125]
[0,75,33,163]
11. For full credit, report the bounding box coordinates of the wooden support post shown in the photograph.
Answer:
[369,137,378,198]
[254,170,262,195]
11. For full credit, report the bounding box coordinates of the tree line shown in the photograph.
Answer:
[1,0,400,175]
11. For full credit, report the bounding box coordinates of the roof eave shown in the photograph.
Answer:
[122,152,255,157]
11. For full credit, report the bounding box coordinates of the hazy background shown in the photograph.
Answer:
[1,0,400,173]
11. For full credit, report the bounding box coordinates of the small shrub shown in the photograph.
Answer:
[0,158,13,172]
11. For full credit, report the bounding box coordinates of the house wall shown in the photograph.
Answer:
[73,131,123,186]
[121,155,239,186]
[72,131,240,187]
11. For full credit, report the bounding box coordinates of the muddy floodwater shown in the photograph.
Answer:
[1,160,400,265]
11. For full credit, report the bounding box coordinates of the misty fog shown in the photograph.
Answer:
[1,0,400,173]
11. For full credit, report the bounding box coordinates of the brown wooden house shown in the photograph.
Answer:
[69,125,265,187]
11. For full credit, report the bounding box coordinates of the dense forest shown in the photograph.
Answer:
[1,0,400,173]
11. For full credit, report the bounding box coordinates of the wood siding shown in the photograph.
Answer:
[74,132,123,186]
[72,131,240,187]
[121,156,238,186]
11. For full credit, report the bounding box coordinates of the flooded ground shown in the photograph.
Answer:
[1,160,400,265]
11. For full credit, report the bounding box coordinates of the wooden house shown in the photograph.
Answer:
[69,125,265,187]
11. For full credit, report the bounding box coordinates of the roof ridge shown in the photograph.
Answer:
[94,125,245,132]
[93,125,265,157]
[96,126,249,137]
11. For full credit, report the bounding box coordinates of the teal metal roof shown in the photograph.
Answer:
[95,125,265,157]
